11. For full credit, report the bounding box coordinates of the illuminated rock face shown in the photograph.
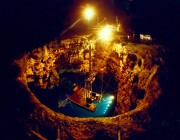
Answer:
[14,36,166,139]
[106,45,164,115]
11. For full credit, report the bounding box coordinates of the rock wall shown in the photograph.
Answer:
[106,44,165,115]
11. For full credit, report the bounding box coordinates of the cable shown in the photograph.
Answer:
[101,73,104,94]
[102,73,117,92]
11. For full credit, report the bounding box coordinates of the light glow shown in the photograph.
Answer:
[98,25,113,41]
[108,100,112,103]
[84,7,95,21]
[109,95,114,100]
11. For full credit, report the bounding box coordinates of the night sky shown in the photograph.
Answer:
[1,0,179,60]
[0,0,180,139]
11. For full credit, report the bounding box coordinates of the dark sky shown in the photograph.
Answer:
[1,0,179,57]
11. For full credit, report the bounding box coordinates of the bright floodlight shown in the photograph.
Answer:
[98,25,113,41]
[84,7,95,21]
[109,95,114,100]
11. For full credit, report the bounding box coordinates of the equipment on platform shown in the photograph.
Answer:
[68,85,102,112]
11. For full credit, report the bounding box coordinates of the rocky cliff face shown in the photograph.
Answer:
[14,36,166,139]
[106,44,165,115]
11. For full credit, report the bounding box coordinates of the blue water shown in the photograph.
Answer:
[57,93,116,117]
[29,72,117,117]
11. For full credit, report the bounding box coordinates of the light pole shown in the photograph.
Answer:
[83,6,96,105]
[83,6,95,74]
[89,42,92,74]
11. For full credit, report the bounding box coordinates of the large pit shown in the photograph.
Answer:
[14,35,166,139]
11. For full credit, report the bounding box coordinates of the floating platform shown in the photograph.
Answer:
[68,86,98,112]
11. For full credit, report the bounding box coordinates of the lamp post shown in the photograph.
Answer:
[89,42,92,74]
[83,6,95,74]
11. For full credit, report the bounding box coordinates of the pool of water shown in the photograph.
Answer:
[28,72,118,117]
